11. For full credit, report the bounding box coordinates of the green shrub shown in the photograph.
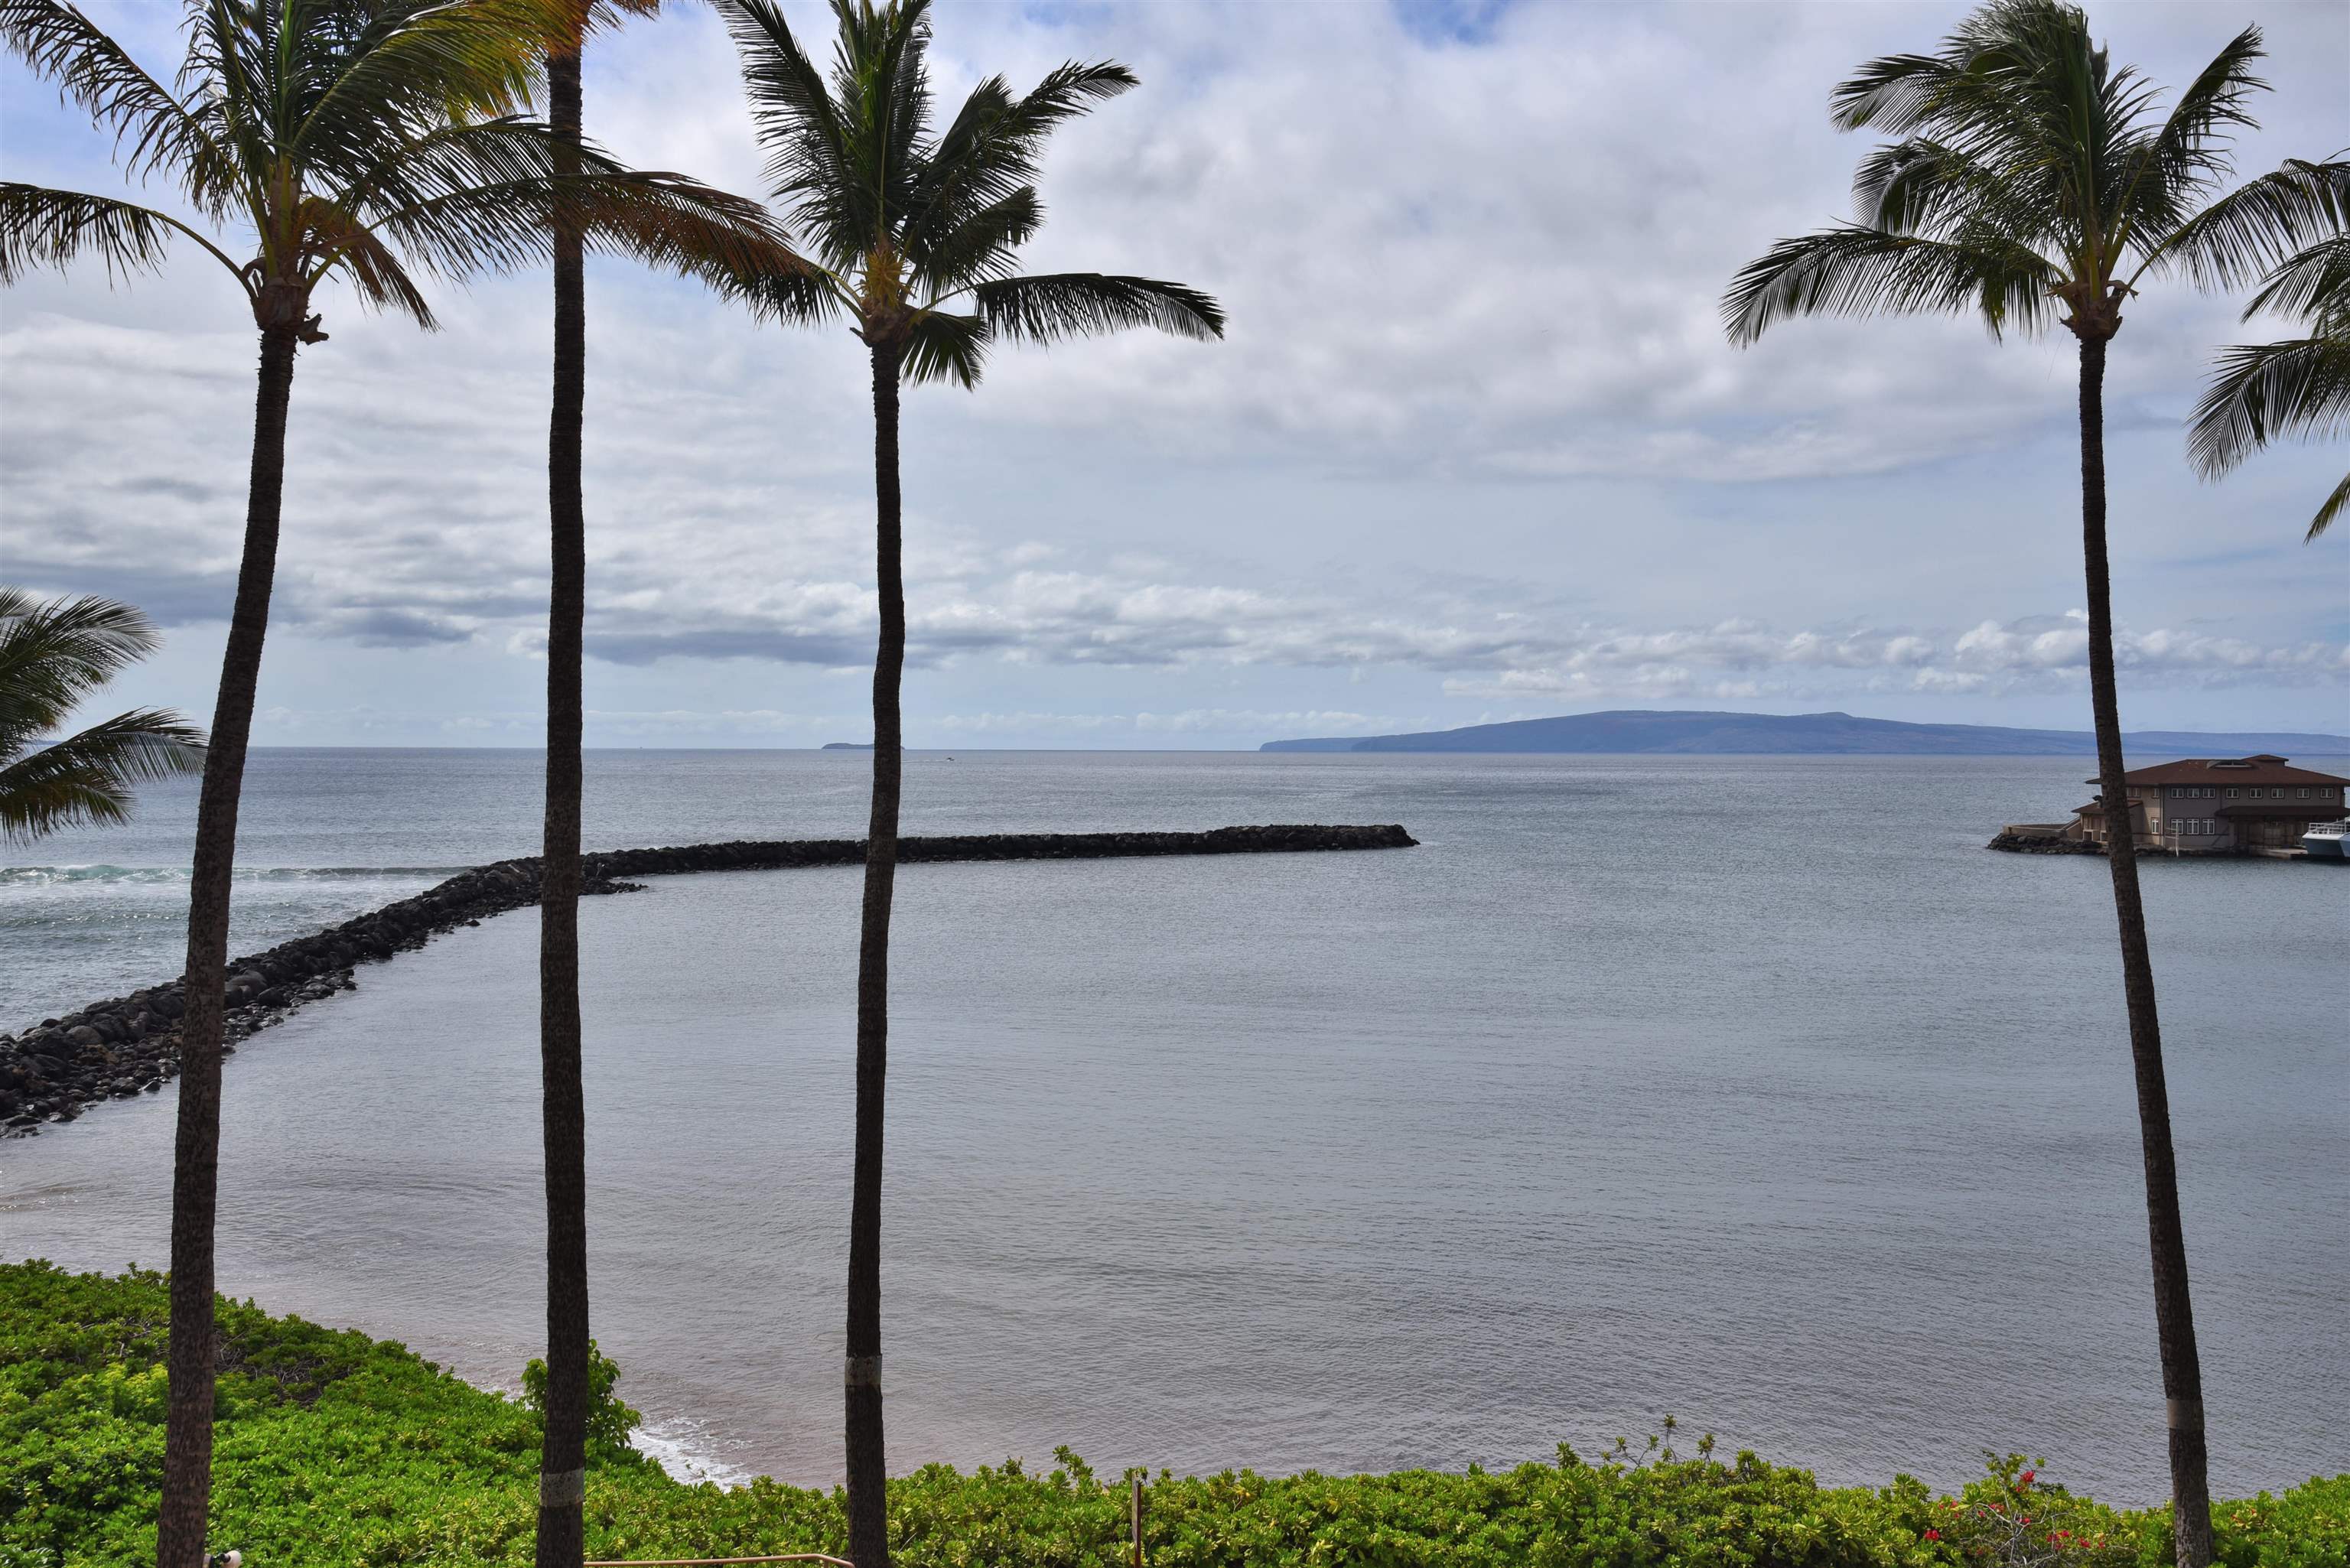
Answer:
[2,1263,2340,1568]
[521,1341,643,1464]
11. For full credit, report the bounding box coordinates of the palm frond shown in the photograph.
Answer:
[2244,235,2350,323]
[301,195,438,326]
[1830,50,1954,135]
[1723,223,2055,344]
[869,0,933,220]
[182,0,278,208]
[291,0,551,180]
[972,272,1225,346]
[0,0,239,210]
[2115,23,2263,241]
[901,307,982,387]
[0,590,166,755]
[340,119,806,291]
[909,184,1039,294]
[1853,136,2043,245]
[714,0,861,258]
[905,60,1132,259]
[0,708,207,842]
[2143,158,2350,291]
[2187,333,2350,477]
[2308,470,2348,541]
[718,252,847,327]
[1842,3,2115,200]
[0,183,186,285]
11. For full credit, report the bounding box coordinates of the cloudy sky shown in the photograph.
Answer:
[4,0,2345,749]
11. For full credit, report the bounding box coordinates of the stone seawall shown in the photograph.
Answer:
[0,825,1416,1137]
[1987,828,2102,855]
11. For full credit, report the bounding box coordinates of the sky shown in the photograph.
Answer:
[3,0,2346,750]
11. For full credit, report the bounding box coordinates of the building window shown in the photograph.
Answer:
[2274,787,2287,799]
[2227,787,2239,798]
[2300,787,2311,799]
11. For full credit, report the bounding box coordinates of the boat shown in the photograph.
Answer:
[2301,819,2350,859]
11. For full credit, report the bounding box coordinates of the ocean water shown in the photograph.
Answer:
[2,748,2345,1504]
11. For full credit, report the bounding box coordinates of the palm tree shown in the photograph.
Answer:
[1722,6,2341,1563]
[711,2,1222,1559]
[527,4,804,1563]
[1,587,206,842]
[1,2,793,1560]
[2189,220,2350,540]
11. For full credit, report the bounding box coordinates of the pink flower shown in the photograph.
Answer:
[2020,1469,2036,1486]
[1924,1529,1942,1541]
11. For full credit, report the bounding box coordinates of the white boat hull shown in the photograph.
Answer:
[2301,821,2350,859]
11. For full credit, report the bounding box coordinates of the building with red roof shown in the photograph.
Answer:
[2072,755,2350,854]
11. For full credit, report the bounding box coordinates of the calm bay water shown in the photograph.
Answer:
[2,748,2345,1501]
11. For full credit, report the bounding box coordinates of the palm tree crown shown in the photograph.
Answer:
[0,0,795,340]
[2189,224,2350,539]
[1723,0,2343,349]
[716,0,1223,377]
[0,587,205,843]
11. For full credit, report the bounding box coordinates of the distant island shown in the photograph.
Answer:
[1261,709,2350,756]
[821,742,875,750]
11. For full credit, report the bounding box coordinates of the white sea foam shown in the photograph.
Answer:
[632,1418,765,1490]
[0,864,471,887]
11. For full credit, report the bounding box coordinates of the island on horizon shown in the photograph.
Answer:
[1261,708,2350,757]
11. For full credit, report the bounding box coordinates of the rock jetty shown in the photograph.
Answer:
[1987,826,2102,855]
[0,824,1415,1137]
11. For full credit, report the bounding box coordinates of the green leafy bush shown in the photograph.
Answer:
[521,1341,643,1463]
[3,1263,2342,1568]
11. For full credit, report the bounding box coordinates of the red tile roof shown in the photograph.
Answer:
[2095,755,2350,787]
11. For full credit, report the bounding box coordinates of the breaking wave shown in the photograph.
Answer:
[0,864,470,889]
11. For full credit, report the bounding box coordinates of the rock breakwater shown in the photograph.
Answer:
[1987,828,2102,855]
[0,824,1415,1136]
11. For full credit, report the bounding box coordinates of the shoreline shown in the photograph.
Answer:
[0,824,1416,1137]
[13,1262,2344,1565]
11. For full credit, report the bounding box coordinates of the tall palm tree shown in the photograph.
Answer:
[0,587,206,842]
[527,3,802,1563]
[0,2,792,1560]
[2189,222,2350,540]
[1722,5,2340,1564]
[712,2,1222,1559]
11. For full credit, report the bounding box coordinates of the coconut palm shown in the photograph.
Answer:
[711,1,1222,1558]
[0,587,206,843]
[526,1,796,1557]
[2189,226,2350,540]
[1,2,793,1560]
[1722,5,2342,1563]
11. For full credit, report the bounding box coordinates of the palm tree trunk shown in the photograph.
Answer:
[157,322,299,1568]
[845,337,905,1568]
[2077,332,2212,1568]
[535,34,593,1568]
